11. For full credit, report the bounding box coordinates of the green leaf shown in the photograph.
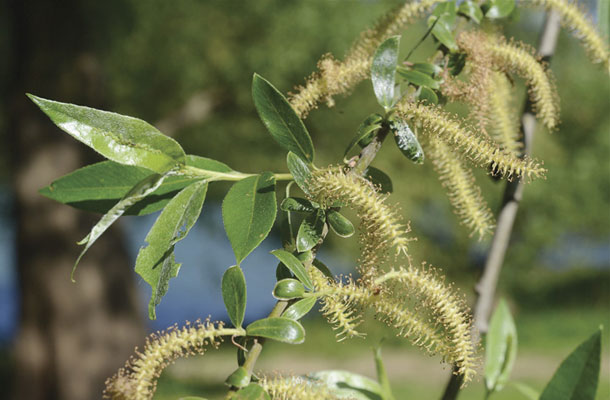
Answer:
[282,297,317,320]
[73,173,167,280]
[296,210,325,252]
[410,62,440,76]
[27,94,185,173]
[396,67,440,89]
[306,370,384,400]
[223,172,277,264]
[225,366,251,389]
[39,155,232,216]
[417,86,439,105]
[483,0,515,19]
[458,0,484,23]
[363,167,393,194]
[371,36,401,109]
[222,265,247,328]
[286,152,312,195]
[135,181,208,319]
[246,317,305,344]
[271,249,313,290]
[374,346,395,400]
[391,120,424,164]
[327,210,355,238]
[231,384,271,400]
[428,3,458,52]
[540,328,602,400]
[252,74,314,163]
[280,197,317,213]
[344,114,384,159]
[273,279,305,300]
[485,299,518,392]
[312,258,334,279]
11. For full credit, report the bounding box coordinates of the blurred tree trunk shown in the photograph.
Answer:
[7,1,144,399]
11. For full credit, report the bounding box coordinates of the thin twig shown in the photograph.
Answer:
[440,10,561,400]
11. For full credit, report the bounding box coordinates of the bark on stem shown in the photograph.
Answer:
[441,10,561,400]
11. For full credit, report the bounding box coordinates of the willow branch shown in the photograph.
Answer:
[440,10,561,400]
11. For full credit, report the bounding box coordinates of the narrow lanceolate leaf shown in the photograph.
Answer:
[286,152,312,195]
[391,120,424,164]
[485,299,518,392]
[306,370,384,400]
[271,249,313,290]
[371,36,400,109]
[222,172,277,264]
[252,74,314,163]
[39,154,228,216]
[540,329,602,400]
[135,181,208,319]
[27,94,185,173]
[344,113,383,159]
[73,173,166,280]
[246,317,305,344]
[327,210,355,238]
[397,67,440,89]
[222,265,247,328]
[282,297,317,320]
[296,210,325,252]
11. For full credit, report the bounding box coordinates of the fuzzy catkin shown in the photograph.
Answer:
[259,375,342,400]
[425,138,496,238]
[487,71,522,155]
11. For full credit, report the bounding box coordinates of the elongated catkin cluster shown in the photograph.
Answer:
[104,320,229,400]
[260,375,341,400]
[486,71,522,155]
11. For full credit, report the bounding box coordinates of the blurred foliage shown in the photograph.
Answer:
[1,0,608,299]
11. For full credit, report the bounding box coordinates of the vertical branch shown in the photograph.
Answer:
[441,10,561,400]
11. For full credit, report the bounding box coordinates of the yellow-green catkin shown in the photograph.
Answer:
[289,0,441,118]
[526,0,610,71]
[484,36,560,130]
[374,266,478,384]
[104,320,235,400]
[308,167,413,279]
[425,138,495,238]
[487,71,522,155]
[259,375,340,400]
[397,101,546,180]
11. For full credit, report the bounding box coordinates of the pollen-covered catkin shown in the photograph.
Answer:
[104,320,232,400]
[289,0,441,118]
[525,0,610,71]
[487,71,522,155]
[425,138,495,238]
[259,374,341,400]
[397,101,546,180]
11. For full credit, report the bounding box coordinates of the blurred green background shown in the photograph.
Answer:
[0,0,608,399]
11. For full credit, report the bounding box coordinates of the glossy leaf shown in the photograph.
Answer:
[371,36,400,109]
[296,210,325,252]
[232,384,271,400]
[539,328,602,400]
[286,152,312,195]
[225,366,250,388]
[222,172,277,264]
[418,86,439,105]
[222,265,247,328]
[363,167,393,194]
[27,94,185,173]
[313,258,334,279]
[485,299,518,392]
[428,2,458,52]
[344,114,383,159]
[459,0,484,23]
[391,120,424,164]
[327,210,355,238]
[40,155,232,216]
[273,279,305,300]
[135,181,207,319]
[483,0,515,19]
[282,297,317,320]
[252,74,314,163]
[306,370,384,400]
[246,317,305,344]
[280,197,317,214]
[271,249,313,290]
[73,173,166,280]
[397,67,440,89]
[410,62,440,76]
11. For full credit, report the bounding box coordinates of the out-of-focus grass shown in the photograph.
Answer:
[154,307,609,399]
